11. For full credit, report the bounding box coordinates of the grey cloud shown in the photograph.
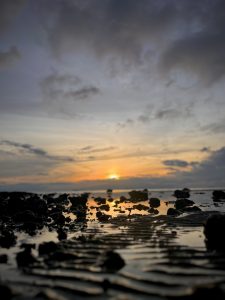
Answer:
[0,140,74,162]
[35,0,178,66]
[35,0,225,83]
[41,72,100,103]
[201,121,225,134]
[163,159,198,168]
[201,147,211,153]
[0,0,27,33]
[161,0,225,84]
[79,146,116,154]
[0,46,21,68]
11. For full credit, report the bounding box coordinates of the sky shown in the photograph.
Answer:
[0,0,225,191]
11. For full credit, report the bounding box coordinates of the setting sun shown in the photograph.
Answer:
[108,174,120,180]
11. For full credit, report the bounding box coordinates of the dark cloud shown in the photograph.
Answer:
[201,121,225,134]
[35,0,178,65]
[79,146,116,154]
[161,0,225,84]
[0,0,27,33]
[34,0,225,83]
[0,140,74,162]
[41,72,99,102]
[0,46,21,68]
[163,159,189,168]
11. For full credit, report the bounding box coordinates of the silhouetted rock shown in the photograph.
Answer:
[39,241,58,256]
[0,229,17,248]
[167,208,180,216]
[128,190,148,202]
[212,190,225,201]
[16,244,36,268]
[133,204,149,211]
[0,254,8,264]
[57,228,67,240]
[175,199,194,210]
[99,204,110,211]
[0,282,13,300]
[94,197,106,205]
[149,198,160,208]
[204,214,225,252]
[182,206,201,213]
[101,250,125,272]
[96,211,110,222]
[174,188,190,199]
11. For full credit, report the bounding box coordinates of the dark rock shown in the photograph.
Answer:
[96,211,110,222]
[57,228,67,240]
[101,250,125,272]
[119,196,127,202]
[212,190,225,201]
[181,284,225,300]
[174,188,190,199]
[0,254,8,263]
[133,204,149,211]
[167,208,180,216]
[204,214,225,252]
[94,197,106,205]
[175,199,194,210]
[16,246,36,268]
[39,241,58,255]
[0,282,13,300]
[149,198,160,208]
[181,206,202,213]
[128,190,148,202]
[99,204,110,211]
[0,229,17,248]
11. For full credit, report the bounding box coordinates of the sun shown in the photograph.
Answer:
[108,174,120,180]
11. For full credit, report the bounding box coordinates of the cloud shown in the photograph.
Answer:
[0,0,27,33]
[35,0,178,66]
[79,146,117,154]
[40,72,100,117]
[34,0,225,83]
[0,140,74,162]
[163,159,189,168]
[160,0,225,84]
[201,121,225,134]
[0,46,21,68]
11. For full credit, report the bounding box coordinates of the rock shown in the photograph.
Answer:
[174,188,190,199]
[167,208,180,216]
[182,284,225,300]
[99,204,110,211]
[212,190,225,201]
[96,211,110,222]
[0,254,8,264]
[57,228,67,240]
[101,250,125,272]
[39,241,58,255]
[204,214,225,252]
[181,206,202,213]
[94,197,106,205]
[0,229,17,248]
[128,190,148,202]
[149,198,160,208]
[133,204,149,211]
[175,199,194,210]
[16,245,36,268]
[0,282,13,300]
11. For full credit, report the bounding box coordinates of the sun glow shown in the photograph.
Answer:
[108,174,120,180]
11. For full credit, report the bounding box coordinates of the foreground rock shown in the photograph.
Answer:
[174,188,190,199]
[204,214,225,252]
[128,190,148,202]
[212,190,225,202]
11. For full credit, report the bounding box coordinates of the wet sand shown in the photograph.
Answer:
[0,189,225,299]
